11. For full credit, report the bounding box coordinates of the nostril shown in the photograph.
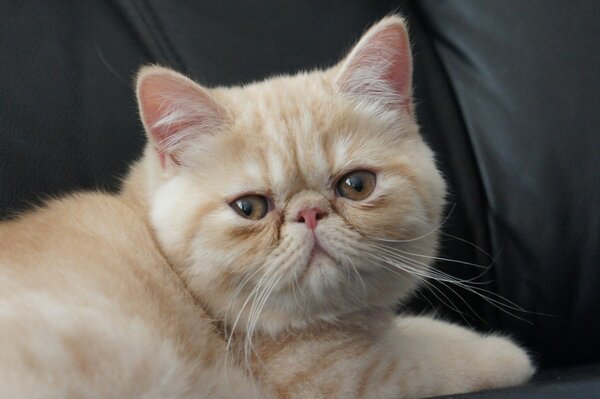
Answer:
[296,207,327,229]
[315,210,326,221]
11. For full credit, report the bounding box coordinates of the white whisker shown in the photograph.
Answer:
[439,230,494,260]
[373,203,456,244]
[365,249,535,324]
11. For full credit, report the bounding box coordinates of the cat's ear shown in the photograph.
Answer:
[334,16,413,115]
[136,66,227,167]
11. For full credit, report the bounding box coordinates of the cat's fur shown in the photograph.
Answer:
[0,16,534,398]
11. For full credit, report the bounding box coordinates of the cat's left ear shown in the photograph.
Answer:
[334,16,413,115]
[136,66,227,167]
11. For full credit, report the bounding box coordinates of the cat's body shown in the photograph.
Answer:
[0,191,531,399]
[0,16,534,398]
[0,192,256,398]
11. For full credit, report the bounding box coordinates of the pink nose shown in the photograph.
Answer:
[296,207,327,230]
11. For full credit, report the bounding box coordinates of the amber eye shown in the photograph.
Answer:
[336,170,376,201]
[230,195,269,220]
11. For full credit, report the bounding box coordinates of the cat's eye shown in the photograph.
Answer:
[336,170,376,201]
[230,195,269,220]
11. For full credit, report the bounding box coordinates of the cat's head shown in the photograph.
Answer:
[135,16,445,335]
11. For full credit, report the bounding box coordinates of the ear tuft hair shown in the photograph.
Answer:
[334,16,413,115]
[136,66,227,165]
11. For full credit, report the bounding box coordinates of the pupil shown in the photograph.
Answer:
[347,175,364,192]
[237,200,253,216]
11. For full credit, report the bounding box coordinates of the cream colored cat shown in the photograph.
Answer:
[0,16,534,399]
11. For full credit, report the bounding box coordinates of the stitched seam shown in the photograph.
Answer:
[110,0,155,62]
[140,0,187,73]
[129,0,171,63]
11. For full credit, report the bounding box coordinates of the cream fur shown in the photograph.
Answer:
[0,194,264,398]
[0,16,534,399]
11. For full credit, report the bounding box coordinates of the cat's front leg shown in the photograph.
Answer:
[253,315,533,399]
[364,315,535,398]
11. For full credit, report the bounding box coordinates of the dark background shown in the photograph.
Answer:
[1,0,599,376]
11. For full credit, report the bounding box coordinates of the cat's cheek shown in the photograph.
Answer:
[149,176,205,263]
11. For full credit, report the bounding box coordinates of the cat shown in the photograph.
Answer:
[0,16,534,399]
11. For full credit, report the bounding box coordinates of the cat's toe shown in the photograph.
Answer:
[472,335,535,390]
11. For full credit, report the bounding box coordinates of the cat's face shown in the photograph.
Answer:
[136,17,445,334]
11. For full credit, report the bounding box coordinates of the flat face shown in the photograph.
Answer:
[138,17,446,335]
[149,71,445,334]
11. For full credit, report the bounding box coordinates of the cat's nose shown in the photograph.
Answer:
[296,207,327,230]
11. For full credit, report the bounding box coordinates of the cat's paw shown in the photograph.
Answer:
[470,335,535,390]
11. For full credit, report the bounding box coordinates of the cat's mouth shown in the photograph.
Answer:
[299,241,334,282]
[308,244,328,264]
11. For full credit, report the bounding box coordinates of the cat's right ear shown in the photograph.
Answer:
[136,66,227,167]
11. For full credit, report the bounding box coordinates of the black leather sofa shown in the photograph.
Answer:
[1,1,599,397]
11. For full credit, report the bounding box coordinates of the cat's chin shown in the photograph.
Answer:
[305,245,332,271]
[217,261,421,337]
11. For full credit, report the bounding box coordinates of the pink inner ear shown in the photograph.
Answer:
[378,25,412,106]
[139,75,199,144]
[137,69,225,165]
[336,18,413,112]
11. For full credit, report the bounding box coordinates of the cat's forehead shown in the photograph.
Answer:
[217,72,335,136]
[213,74,350,199]
[207,72,404,203]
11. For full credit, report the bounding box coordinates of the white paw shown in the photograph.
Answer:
[471,335,535,390]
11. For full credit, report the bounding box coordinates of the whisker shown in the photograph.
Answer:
[347,258,368,304]
[245,269,285,371]
[372,203,457,244]
[227,267,269,342]
[369,243,492,285]
[370,244,486,284]
[366,250,535,324]
[226,264,276,376]
[378,262,468,321]
[439,230,494,260]
[382,246,492,270]
[223,258,274,386]
[225,264,269,333]
[422,278,488,328]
